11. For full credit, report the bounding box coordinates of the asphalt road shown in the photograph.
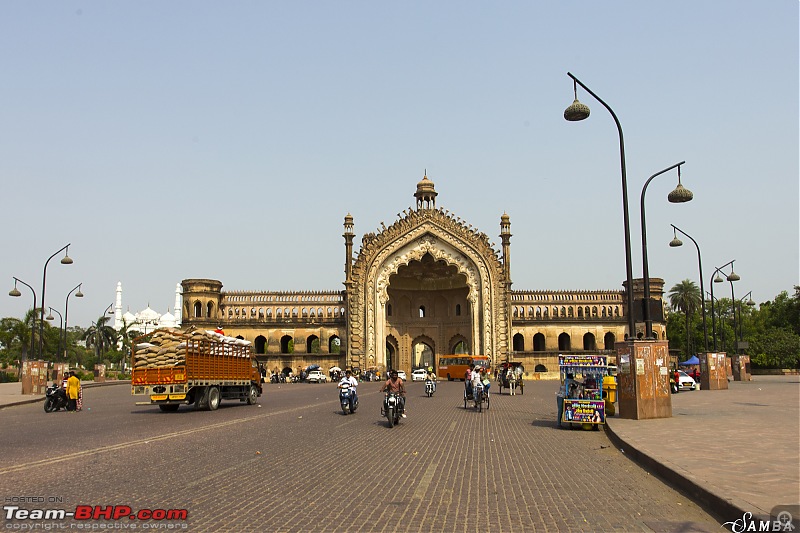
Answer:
[0,380,722,532]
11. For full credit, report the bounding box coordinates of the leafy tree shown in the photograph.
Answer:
[82,314,116,360]
[669,280,701,358]
[749,327,800,368]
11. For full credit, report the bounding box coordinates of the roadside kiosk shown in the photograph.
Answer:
[556,354,608,429]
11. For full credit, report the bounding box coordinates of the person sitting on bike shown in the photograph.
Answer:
[465,364,476,398]
[479,367,491,396]
[338,369,359,404]
[471,367,484,399]
[381,370,406,417]
[426,366,437,392]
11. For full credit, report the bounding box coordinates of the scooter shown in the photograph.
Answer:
[43,384,68,413]
[339,382,358,415]
[381,392,403,427]
[425,379,436,397]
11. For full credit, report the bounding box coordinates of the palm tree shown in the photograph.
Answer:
[82,314,117,360]
[669,279,701,359]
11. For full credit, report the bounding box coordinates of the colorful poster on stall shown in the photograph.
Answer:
[558,354,607,368]
[562,399,605,424]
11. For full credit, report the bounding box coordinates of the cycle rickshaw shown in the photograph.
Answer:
[497,362,524,395]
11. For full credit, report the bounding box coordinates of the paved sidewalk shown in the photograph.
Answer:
[605,375,800,523]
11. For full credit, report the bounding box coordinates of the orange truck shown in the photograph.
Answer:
[131,328,263,412]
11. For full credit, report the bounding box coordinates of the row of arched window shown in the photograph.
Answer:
[252,334,341,355]
[225,294,343,303]
[512,305,621,319]
[225,307,346,320]
[511,332,617,352]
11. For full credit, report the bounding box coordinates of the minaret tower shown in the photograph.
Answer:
[174,283,183,326]
[500,213,512,284]
[114,281,123,330]
[343,214,354,283]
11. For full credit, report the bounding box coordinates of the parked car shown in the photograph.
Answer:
[677,370,696,391]
[411,369,428,381]
[307,370,327,383]
[396,370,407,381]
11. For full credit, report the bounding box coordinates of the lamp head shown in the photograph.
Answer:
[669,237,683,247]
[61,255,73,265]
[727,271,741,282]
[9,287,21,297]
[76,290,84,298]
[668,184,693,203]
[46,312,54,321]
[564,79,590,121]
[714,274,724,283]
[746,298,756,307]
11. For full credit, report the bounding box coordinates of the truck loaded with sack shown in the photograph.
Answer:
[131,327,262,412]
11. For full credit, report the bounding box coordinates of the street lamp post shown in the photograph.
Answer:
[39,244,73,360]
[737,291,755,350]
[640,162,693,339]
[45,307,63,359]
[669,225,708,352]
[63,284,84,360]
[564,72,636,338]
[710,260,740,351]
[9,277,37,362]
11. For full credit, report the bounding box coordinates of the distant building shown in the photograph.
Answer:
[113,282,182,335]
[178,176,666,375]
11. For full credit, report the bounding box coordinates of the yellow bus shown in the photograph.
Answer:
[437,355,491,381]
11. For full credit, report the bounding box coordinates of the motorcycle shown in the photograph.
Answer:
[425,379,436,397]
[339,382,358,415]
[381,392,403,427]
[43,384,68,413]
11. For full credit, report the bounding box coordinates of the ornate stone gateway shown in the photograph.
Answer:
[344,175,512,372]
[180,173,666,377]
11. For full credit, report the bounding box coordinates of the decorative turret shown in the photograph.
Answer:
[500,213,512,284]
[343,214,354,283]
[414,172,437,211]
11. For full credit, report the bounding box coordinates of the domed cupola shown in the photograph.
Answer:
[414,172,438,211]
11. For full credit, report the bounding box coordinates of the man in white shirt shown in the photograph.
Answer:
[338,369,359,404]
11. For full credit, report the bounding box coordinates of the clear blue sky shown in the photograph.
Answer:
[2,1,797,328]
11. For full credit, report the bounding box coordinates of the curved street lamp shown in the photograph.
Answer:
[737,291,755,350]
[564,72,636,338]
[9,277,37,361]
[64,283,84,360]
[45,307,63,359]
[641,162,692,338]
[710,260,740,351]
[39,244,73,362]
[669,225,708,352]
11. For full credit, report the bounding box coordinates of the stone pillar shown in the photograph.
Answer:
[94,364,106,382]
[616,340,672,420]
[20,360,49,395]
[730,354,752,381]
[699,352,728,390]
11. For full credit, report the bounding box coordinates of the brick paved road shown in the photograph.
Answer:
[0,380,721,532]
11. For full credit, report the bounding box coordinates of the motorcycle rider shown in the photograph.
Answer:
[381,370,406,417]
[338,369,359,406]
[425,366,437,393]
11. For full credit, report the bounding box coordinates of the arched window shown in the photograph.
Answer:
[455,304,461,316]
[604,332,616,350]
[386,303,392,317]
[558,333,571,351]
[583,332,596,350]
[307,335,320,353]
[452,340,468,354]
[533,333,546,352]
[513,333,525,351]
[280,335,293,354]
[329,335,341,354]
[194,302,202,318]
[254,335,267,354]
[206,302,214,318]
[419,306,426,318]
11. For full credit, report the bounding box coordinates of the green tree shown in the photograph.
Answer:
[669,279,701,358]
[82,314,117,360]
[749,327,800,368]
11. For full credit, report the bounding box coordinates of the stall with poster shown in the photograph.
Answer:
[556,354,608,429]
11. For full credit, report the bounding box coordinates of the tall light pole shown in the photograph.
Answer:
[9,277,37,362]
[710,260,739,351]
[669,225,708,352]
[46,307,63,360]
[737,291,755,350]
[640,162,693,338]
[564,72,636,339]
[64,283,84,360]
[39,244,73,360]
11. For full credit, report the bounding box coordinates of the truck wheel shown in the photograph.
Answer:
[159,404,179,412]
[207,387,220,411]
[246,385,258,405]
